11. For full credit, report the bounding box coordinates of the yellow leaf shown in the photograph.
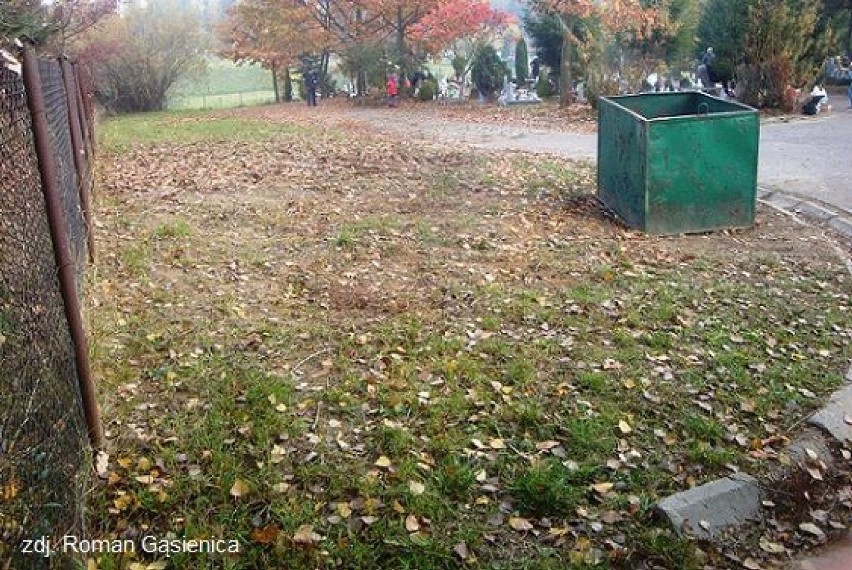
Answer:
[137,457,152,471]
[509,517,533,531]
[618,420,632,434]
[375,455,392,468]
[408,481,425,496]
[230,479,250,498]
[113,493,134,511]
[392,500,406,514]
[591,482,614,494]
[117,457,133,469]
[2,479,21,501]
[337,502,352,518]
[489,438,506,449]
[292,524,321,544]
[621,378,636,389]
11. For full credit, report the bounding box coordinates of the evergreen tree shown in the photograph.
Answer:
[471,44,509,98]
[515,36,529,84]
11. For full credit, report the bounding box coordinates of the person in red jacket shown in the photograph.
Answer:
[387,73,398,107]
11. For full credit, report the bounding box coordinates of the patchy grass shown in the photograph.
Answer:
[98,110,301,152]
[87,106,851,570]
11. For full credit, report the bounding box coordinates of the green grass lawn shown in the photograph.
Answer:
[86,108,851,570]
[167,58,277,111]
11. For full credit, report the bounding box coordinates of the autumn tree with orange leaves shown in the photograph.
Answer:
[219,1,446,98]
[410,0,512,98]
[217,0,326,102]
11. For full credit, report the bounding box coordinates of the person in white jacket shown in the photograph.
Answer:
[809,84,828,113]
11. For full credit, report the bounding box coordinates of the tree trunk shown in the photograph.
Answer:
[357,69,367,97]
[283,67,293,102]
[397,7,407,78]
[320,51,330,96]
[271,61,280,103]
[560,32,573,107]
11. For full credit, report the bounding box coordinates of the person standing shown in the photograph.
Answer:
[847,80,852,108]
[387,73,399,107]
[305,69,318,107]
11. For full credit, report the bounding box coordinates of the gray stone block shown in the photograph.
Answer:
[808,382,852,444]
[656,473,762,540]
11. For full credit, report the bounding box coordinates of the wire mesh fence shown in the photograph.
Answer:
[0,54,96,567]
[39,59,88,289]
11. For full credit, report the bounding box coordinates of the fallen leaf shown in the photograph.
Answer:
[591,482,614,494]
[250,524,280,544]
[535,440,560,451]
[375,455,392,468]
[489,438,506,449]
[96,451,109,478]
[454,542,470,560]
[805,467,823,481]
[618,420,632,434]
[408,480,425,496]
[743,557,763,570]
[759,539,786,554]
[230,479,250,498]
[799,522,825,538]
[270,444,286,464]
[292,524,321,544]
[509,517,533,531]
[405,515,420,532]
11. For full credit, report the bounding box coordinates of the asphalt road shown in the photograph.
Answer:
[758,108,852,214]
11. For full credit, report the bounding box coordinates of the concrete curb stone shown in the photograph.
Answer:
[656,474,762,540]
[757,187,852,243]
[828,216,852,240]
[793,201,840,223]
[808,382,852,445]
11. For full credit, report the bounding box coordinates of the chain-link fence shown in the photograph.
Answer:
[40,59,88,288]
[0,52,98,568]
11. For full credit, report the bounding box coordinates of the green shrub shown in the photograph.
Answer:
[418,79,437,101]
[535,69,557,98]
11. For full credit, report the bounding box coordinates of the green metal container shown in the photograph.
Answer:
[597,92,759,235]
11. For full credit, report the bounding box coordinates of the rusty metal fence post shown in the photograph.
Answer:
[21,46,104,449]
